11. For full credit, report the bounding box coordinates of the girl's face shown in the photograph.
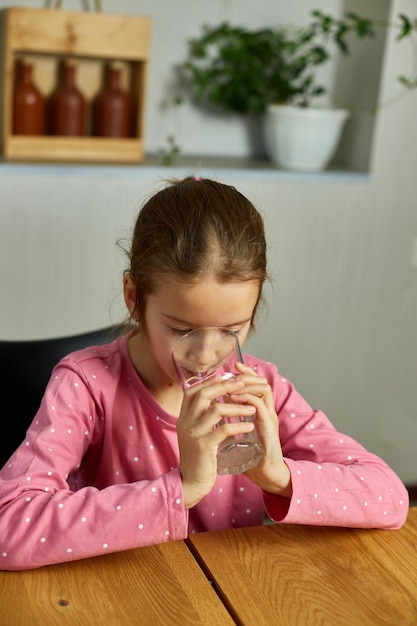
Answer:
[124,274,260,388]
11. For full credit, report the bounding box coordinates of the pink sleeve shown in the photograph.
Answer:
[260,369,409,529]
[0,363,189,571]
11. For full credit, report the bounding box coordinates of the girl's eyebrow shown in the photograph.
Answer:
[161,313,252,327]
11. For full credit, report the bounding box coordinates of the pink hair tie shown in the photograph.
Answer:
[194,176,201,181]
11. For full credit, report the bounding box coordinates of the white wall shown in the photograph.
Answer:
[0,0,416,484]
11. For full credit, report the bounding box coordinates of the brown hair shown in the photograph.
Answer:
[124,176,269,328]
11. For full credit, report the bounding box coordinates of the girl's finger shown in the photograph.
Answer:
[186,375,245,399]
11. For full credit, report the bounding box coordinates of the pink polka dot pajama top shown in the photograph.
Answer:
[0,333,409,570]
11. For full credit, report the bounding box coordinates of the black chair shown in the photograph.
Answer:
[0,326,121,469]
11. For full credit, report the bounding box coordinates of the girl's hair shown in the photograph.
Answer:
[125,176,269,329]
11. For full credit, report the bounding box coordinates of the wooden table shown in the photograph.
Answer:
[1,510,416,626]
[187,507,417,626]
[0,539,234,626]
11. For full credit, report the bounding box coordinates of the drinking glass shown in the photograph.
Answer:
[171,327,264,475]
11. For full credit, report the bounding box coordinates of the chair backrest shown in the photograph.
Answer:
[0,326,120,469]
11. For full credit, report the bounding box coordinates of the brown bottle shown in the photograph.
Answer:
[93,64,133,138]
[49,61,86,136]
[13,60,45,135]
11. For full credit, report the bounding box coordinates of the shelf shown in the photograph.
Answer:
[0,154,371,183]
[0,6,151,163]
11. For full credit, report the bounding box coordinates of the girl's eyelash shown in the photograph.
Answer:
[170,327,243,335]
[220,328,243,337]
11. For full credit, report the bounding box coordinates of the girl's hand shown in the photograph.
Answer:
[177,375,257,508]
[230,362,292,498]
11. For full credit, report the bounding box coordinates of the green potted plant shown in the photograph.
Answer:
[177,10,417,171]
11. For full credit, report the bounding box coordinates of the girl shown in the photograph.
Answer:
[0,176,408,570]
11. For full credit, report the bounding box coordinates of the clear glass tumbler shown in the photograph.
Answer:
[171,327,264,475]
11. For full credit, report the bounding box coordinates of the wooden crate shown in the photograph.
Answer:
[0,6,151,163]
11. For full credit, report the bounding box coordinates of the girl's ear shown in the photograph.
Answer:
[123,272,137,319]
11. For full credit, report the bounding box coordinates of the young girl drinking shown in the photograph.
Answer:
[0,176,408,570]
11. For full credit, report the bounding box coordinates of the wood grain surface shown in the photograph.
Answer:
[187,507,417,626]
[0,539,234,626]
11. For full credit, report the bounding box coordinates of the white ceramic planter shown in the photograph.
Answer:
[264,104,350,172]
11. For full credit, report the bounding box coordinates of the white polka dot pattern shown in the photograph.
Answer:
[0,334,409,570]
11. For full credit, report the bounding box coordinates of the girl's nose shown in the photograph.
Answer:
[188,337,218,372]
[187,329,234,373]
